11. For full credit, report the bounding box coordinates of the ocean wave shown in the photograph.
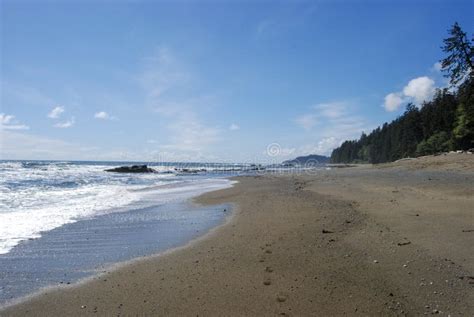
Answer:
[0,160,235,255]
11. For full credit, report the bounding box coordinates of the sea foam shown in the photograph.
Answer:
[0,161,234,255]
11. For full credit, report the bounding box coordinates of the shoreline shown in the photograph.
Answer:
[0,200,237,311]
[0,179,238,310]
[2,201,237,311]
[2,156,473,316]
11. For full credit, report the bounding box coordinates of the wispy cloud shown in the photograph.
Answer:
[139,46,191,103]
[254,3,318,39]
[295,137,340,157]
[294,114,317,131]
[0,131,89,160]
[294,101,372,155]
[2,81,56,108]
[432,62,442,72]
[53,117,75,128]
[0,130,152,162]
[47,106,64,119]
[0,113,30,130]
[163,112,220,153]
[140,46,221,157]
[229,123,240,131]
[296,101,365,132]
[94,111,116,120]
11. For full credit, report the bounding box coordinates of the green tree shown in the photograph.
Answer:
[452,100,474,149]
[416,131,451,156]
[330,22,474,164]
[440,22,473,86]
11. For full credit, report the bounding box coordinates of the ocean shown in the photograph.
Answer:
[0,160,247,305]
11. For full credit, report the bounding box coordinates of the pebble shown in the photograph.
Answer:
[263,279,272,285]
[81,305,86,309]
[277,295,287,302]
[373,260,379,264]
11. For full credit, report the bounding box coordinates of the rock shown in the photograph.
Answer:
[265,266,274,273]
[277,294,287,302]
[263,279,272,285]
[322,229,334,234]
[105,165,156,173]
[397,241,411,246]
[373,260,379,264]
[81,305,86,309]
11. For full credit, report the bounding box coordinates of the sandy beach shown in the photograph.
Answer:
[1,153,473,316]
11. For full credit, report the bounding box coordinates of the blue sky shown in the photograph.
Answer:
[1,0,472,163]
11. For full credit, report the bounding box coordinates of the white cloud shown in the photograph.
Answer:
[0,131,89,160]
[140,47,221,157]
[313,102,347,119]
[297,137,340,157]
[53,117,75,128]
[402,76,435,105]
[384,93,404,112]
[140,46,191,102]
[94,111,116,120]
[0,113,30,130]
[295,101,365,133]
[0,130,145,161]
[163,113,220,153]
[229,123,240,131]
[314,137,340,155]
[0,114,14,125]
[384,76,437,112]
[146,139,158,144]
[48,106,64,119]
[432,62,442,72]
[293,101,373,156]
[294,114,317,131]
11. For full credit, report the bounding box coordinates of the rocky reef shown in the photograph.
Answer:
[105,165,156,173]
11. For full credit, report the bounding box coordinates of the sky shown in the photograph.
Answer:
[1,0,473,163]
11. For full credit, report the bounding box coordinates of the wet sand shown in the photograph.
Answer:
[2,154,473,316]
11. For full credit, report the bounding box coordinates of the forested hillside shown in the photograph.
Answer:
[331,23,473,164]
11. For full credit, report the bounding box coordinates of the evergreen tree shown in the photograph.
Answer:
[330,23,473,164]
[441,22,473,86]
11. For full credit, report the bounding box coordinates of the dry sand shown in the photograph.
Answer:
[1,153,473,316]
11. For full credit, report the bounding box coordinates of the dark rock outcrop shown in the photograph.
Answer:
[105,165,156,173]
